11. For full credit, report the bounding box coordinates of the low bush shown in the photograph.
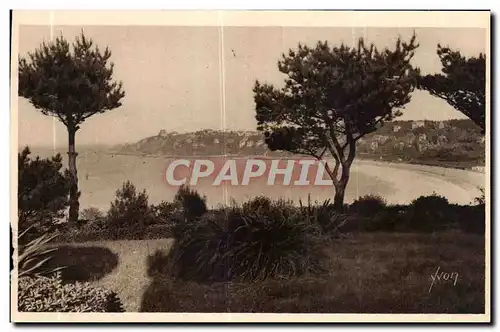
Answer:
[150,201,180,225]
[106,181,152,229]
[18,147,71,242]
[375,205,410,232]
[167,204,326,283]
[173,185,207,221]
[405,194,452,232]
[349,194,387,217]
[18,273,124,312]
[79,207,106,232]
[80,207,105,223]
[456,204,485,235]
[342,196,484,235]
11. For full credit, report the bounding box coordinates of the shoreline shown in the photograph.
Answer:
[104,150,486,172]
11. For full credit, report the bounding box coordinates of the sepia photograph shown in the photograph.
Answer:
[10,10,490,323]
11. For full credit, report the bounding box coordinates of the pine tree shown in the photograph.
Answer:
[18,146,70,238]
[419,45,486,134]
[253,34,420,210]
[18,32,125,224]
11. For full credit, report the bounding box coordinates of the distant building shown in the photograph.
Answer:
[412,121,425,129]
[373,135,389,144]
[437,135,448,145]
[393,125,402,133]
[158,129,168,137]
[417,142,429,152]
[472,166,485,173]
[239,137,249,148]
[438,122,445,129]
[406,133,416,144]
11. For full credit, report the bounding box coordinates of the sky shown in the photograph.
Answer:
[16,25,486,147]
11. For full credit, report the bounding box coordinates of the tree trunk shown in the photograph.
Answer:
[333,163,351,212]
[67,129,80,225]
[333,183,346,211]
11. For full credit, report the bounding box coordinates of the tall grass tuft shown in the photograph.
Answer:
[167,198,326,283]
[299,195,350,234]
[18,225,65,277]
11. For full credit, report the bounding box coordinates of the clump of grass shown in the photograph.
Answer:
[167,199,326,283]
[299,196,351,234]
[18,225,64,278]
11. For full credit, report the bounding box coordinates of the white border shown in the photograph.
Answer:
[7,8,492,325]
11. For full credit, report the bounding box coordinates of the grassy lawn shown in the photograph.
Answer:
[49,238,174,312]
[51,232,485,313]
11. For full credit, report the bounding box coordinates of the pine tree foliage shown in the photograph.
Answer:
[253,34,420,209]
[18,33,125,125]
[18,147,70,237]
[418,45,486,133]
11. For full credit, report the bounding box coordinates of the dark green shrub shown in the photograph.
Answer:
[106,181,152,229]
[80,207,105,223]
[456,204,485,235]
[18,147,71,241]
[349,194,387,217]
[173,185,207,221]
[362,205,408,232]
[18,273,124,312]
[167,205,325,283]
[150,201,179,225]
[79,207,106,232]
[405,194,452,232]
